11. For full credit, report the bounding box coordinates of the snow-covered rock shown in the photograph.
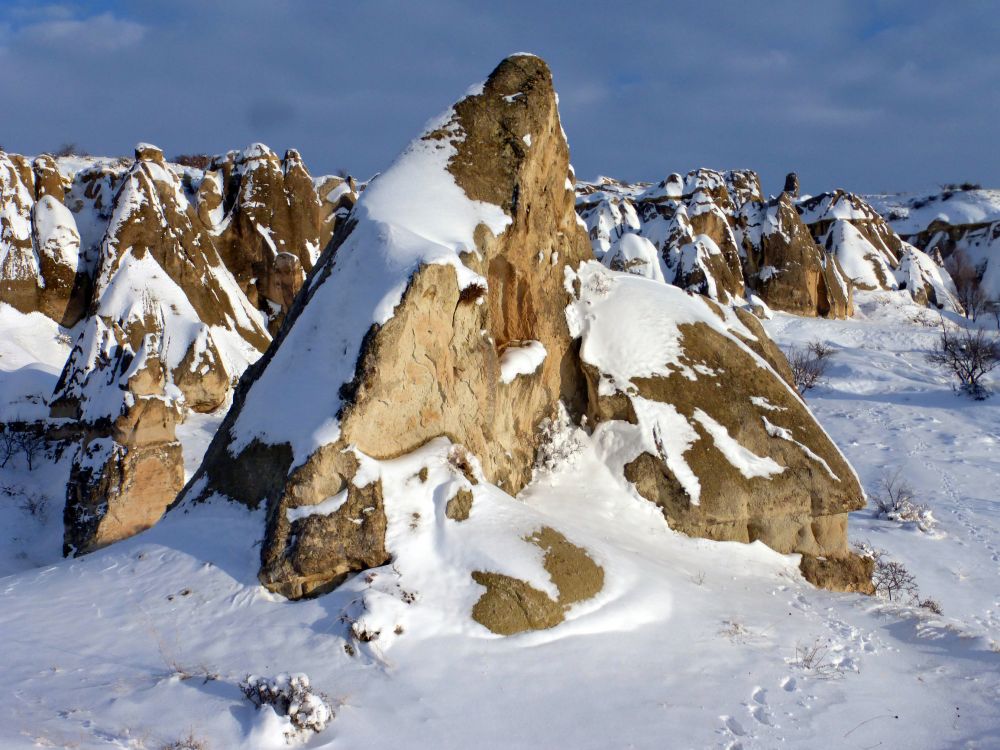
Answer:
[51,143,270,555]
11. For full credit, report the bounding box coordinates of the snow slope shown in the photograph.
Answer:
[1,290,998,749]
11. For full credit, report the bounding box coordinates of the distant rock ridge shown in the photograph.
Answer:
[577,168,854,317]
[178,54,872,621]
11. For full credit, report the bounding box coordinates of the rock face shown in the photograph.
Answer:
[576,169,854,318]
[797,190,961,311]
[739,193,854,318]
[185,54,593,599]
[182,55,870,613]
[201,145,357,332]
[567,261,867,588]
[53,143,271,554]
[0,151,88,325]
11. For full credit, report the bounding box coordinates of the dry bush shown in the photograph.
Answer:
[160,731,208,750]
[869,470,936,532]
[240,673,333,740]
[946,251,987,321]
[173,154,213,169]
[790,639,846,679]
[786,340,834,392]
[927,323,1000,399]
[854,542,920,604]
[53,143,87,157]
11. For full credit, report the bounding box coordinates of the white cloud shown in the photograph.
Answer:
[18,11,145,53]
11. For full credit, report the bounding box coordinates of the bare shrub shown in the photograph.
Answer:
[240,673,333,740]
[872,560,919,603]
[172,153,213,169]
[786,340,833,392]
[54,143,88,158]
[853,541,921,605]
[0,430,16,467]
[927,323,1000,399]
[946,251,987,321]
[18,493,48,523]
[160,731,208,750]
[14,430,47,470]
[869,470,936,532]
[789,639,846,679]
[919,598,943,615]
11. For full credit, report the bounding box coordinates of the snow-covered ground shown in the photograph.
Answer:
[1,293,999,749]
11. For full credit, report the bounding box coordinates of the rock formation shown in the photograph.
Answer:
[181,55,872,623]
[200,144,358,332]
[738,192,854,318]
[567,261,870,593]
[53,143,271,554]
[797,190,961,311]
[576,168,855,318]
[185,54,595,600]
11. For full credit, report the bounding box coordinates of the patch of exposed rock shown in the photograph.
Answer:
[798,190,962,311]
[0,151,88,325]
[200,145,358,332]
[566,260,867,590]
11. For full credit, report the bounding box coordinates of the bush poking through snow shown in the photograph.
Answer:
[240,673,333,742]
[927,322,1000,399]
[534,402,583,474]
[869,470,936,532]
[0,427,47,470]
[853,542,922,605]
[160,731,208,750]
[786,341,833,393]
[789,639,847,679]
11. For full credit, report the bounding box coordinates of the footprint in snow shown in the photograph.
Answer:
[781,676,797,692]
[747,687,774,727]
[720,715,747,736]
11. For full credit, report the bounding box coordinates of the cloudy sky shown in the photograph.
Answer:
[0,1,997,195]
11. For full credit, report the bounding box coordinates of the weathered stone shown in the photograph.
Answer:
[471,527,604,635]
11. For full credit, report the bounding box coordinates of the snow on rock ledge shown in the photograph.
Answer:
[499,340,547,383]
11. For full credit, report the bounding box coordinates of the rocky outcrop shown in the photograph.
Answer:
[53,143,270,554]
[184,54,594,600]
[567,261,867,590]
[201,145,357,332]
[576,168,853,317]
[739,193,853,318]
[181,55,870,614]
[798,190,962,311]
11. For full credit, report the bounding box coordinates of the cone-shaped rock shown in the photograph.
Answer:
[182,55,871,605]
[184,54,593,598]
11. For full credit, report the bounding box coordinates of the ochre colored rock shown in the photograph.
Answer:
[471,527,604,635]
[187,55,594,600]
[800,553,875,595]
[740,193,853,318]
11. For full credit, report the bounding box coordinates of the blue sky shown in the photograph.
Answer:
[0,1,997,195]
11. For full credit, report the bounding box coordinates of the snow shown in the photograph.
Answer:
[0,303,74,422]
[228,96,512,465]
[3,324,999,748]
[32,195,81,266]
[826,219,896,290]
[866,188,1000,236]
[693,408,785,479]
[286,489,349,523]
[499,340,547,383]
